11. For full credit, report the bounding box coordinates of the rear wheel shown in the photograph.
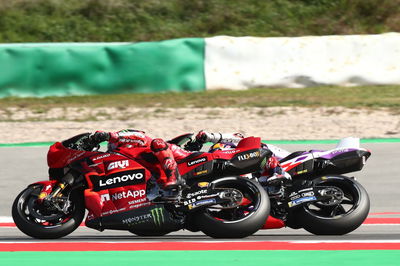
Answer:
[193,177,270,238]
[12,185,85,239]
[295,176,370,235]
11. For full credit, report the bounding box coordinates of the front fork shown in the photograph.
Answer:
[35,171,76,211]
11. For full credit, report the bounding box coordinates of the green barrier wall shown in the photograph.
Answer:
[0,38,205,97]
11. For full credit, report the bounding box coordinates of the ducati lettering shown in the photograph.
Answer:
[107,160,129,171]
[222,150,238,154]
[187,157,207,167]
[93,169,145,191]
[237,151,260,161]
[150,208,165,226]
[93,154,111,161]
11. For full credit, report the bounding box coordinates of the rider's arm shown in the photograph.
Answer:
[196,130,244,144]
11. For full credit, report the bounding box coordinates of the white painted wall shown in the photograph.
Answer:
[205,33,400,90]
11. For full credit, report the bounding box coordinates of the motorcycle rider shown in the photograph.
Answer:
[88,129,189,191]
[195,130,291,185]
[85,129,290,191]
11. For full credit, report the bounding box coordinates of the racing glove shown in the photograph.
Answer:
[90,131,111,143]
[195,130,214,143]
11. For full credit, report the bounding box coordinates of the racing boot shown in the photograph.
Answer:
[263,157,291,185]
[161,159,186,199]
[151,138,185,198]
[164,164,185,189]
[259,157,291,197]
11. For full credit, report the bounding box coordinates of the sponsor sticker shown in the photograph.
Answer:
[189,198,216,209]
[150,207,165,226]
[187,157,207,167]
[93,154,111,161]
[102,207,127,216]
[288,196,317,207]
[237,151,260,161]
[93,169,145,191]
[194,170,208,176]
[197,182,209,188]
[101,189,145,202]
[122,213,152,225]
[186,189,208,199]
[107,160,129,171]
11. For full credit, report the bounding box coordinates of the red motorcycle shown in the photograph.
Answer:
[12,133,270,239]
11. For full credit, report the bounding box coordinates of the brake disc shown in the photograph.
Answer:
[214,188,244,209]
[316,186,344,207]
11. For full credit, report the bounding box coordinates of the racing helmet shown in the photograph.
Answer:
[209,142,236,153]
[107,129,148,151]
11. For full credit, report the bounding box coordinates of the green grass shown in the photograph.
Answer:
[1,85,399,110]
[0,0,399,43]
[1,250,400,266]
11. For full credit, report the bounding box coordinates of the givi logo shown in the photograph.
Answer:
[107,160,129,171]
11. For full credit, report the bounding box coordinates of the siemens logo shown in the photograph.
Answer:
[93,169,145,191]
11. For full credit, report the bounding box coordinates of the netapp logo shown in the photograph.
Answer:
[93,169,145,191]
[101,189,145,202]
[187,157,207,167]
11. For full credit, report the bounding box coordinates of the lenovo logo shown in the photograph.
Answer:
[187,157,207,167]
[93,169,145,191]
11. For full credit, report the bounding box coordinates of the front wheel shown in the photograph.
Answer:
[12,185,85,239]
[193,177,270,238]
[294,176,370,235]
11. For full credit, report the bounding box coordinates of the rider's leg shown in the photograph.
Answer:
[259,157,291,185]
[150,138,184,189]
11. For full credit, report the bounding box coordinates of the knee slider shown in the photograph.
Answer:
[151,138,169,152]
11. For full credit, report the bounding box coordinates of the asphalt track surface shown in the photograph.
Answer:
[1,141,399,246]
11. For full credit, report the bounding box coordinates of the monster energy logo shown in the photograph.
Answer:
[150,207,165,226]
